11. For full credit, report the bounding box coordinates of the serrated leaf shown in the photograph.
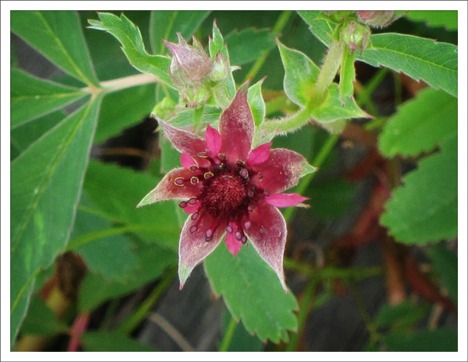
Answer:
[168,105,221,128]
[94,84,156,143]
[381,133,457,243]
[221,310,264,351]
[247,79,266,128]
[10,69,88,128]
[88,13,173,87]
[204,243,298,343]
[426,244,458,303]
[301,14,458,97]
[78,238,175,312]
[10,94,103,347]
[379,88,457,157]
[20,294,68,336]
[150,11,210,54]
[311,83,369,123]
[81,331,157,351]
[402,10,458,31]
[277,40,320,107]
[225,28,276,65]
[358,33,458,97]
[83,161,180,249]
[383,329,457,351]
[11,11,99,87]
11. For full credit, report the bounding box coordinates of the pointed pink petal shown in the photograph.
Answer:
[205,124,222,156]
[225,222,243,256]
[219,85,254,161]
[244,202,289,292]
[159,120,206,156]
[178,214,226,288]
[137,168,201,207]
[247,142,272,165]
[180,153,198,170]
[252,148,309,194]
[264,193,309,207]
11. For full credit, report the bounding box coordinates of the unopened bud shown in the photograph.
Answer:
[209,51,230,82]
[341,21,371,52]
[356,11,403,28]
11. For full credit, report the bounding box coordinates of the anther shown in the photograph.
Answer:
[244,221,251,230]
[248,205,253,213]
[218,153,227,161]
[240,169,249,178]
[190,176,199,185]
[179,201,188,208]
[190,225,198,233]
[257,172,263,181]
[188,197,197,205]
[174,177,185,186]
[241,236,247,244]
[237,159,246,166]
[235,231,242,241]
[205,229,213,241]
[197,152,208,158]
[189,165,198,172]
[226,225,233,233]
[191,212,199,220]
[247,190,255,198]
[204,172,214,179]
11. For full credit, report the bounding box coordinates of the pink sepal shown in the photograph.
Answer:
[247,142,272,165]
[264,193,309,207]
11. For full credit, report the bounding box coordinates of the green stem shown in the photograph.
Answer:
[219,316,237,352]
[243,11,293,83]
[312,40,344,102]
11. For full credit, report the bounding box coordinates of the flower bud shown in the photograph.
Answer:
[341,21,371,52]
[356,11,403,28]
[163,33,212,86]
[208,51,230,82]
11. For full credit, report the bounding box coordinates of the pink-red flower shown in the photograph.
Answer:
[138,85,313,291]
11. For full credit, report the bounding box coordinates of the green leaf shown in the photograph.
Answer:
[381,133,457,243]
[426,244,458,303]
[94,84,156,143]
[402,10,458,31]
[277,40,320,107]
[11,110,66,160]
[150,11,210,54]
[88,13,173,86]
[10,94,103,346]
[383,329,457,351]
[247,79,266,128]
[225,28,276,65]
[10,69,88,128]
[374,301,429,330]
[78,238,175,312]
[71,198,140,282]
[339,48,356,103]
[311,83,369,123]
[83,161,180,249]
[81,331,157,351]
[379,88,457,157]
[204,243,298,343]
[168,105,221,128]
[358,34,458,97]
[301,14,458,97]
[20,294,68,336]
[209,20,228,58]
[11,11,99,87]
[221,311,264,351]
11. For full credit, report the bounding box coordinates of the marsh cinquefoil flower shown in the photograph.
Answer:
[138,85,314,291]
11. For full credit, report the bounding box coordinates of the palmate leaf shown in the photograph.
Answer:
[204,243,298,343]
[150,10,210,54]
[11,69,89,128]
[10,94,103,346]
[299,11,458,97]
[88,13,173,87]
[379,88,457,157]
[380,133,457,244]
[11,11,99,87]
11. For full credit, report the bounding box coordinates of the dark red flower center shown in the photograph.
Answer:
[200,165,251,220]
